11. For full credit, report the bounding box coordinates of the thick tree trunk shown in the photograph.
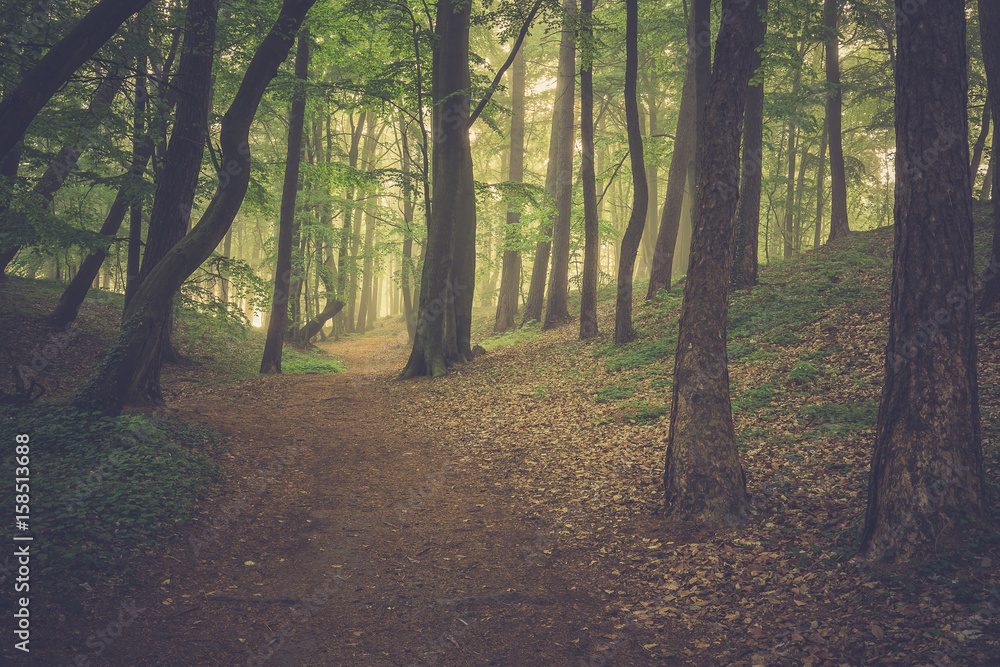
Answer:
[399,0,474,378]
[612,0,648,345]
[543,0,577,330]
[647,30,697,298]
[71,0,317,415]
[495,46,525,333]
[730,0,767,290]
[977,1,1000,314]
[579,0,599,340]
[127,0,218,384]
[261,28,309,374]
[861,0,983,561]
[663,0,759,525]
[0,0,153,163]
[825,0,850,241]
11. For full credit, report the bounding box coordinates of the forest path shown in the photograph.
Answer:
[53,329,649,666]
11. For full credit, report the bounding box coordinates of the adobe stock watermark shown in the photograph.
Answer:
[188,441,301,556]
[889,253,1000,371]
[241,577,345,667]
[59,599,145,667]
[15,320,80,385]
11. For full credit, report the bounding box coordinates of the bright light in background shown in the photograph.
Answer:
[252,310,263,327]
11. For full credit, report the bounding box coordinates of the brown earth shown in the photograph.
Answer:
[28,331,657,666]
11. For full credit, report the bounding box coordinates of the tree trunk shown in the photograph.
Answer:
[977,0,1000,314]
[523,13,576,327]
[72,0,317,415]
[813,120,828,250]
[0,0,153,164]
[399,112,418,341]
[861,0,983,561]
[730,0,767,290]
[261,28,309,374]
[494,45,525,333]
[399,0,474,378]
[127,0,218,384]
[783,121,798,257]
[611,0,648,345]
[663,0,759,525]
[338,110,366,335]
[638,75,658,281]
[543,0,577,330]
[52,51,154,327]
[647,22,698,298]
[825,0,850,241]
[579,0,599,340]
[970,103,991,185]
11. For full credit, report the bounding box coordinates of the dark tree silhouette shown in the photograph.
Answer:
[861,0,983,561]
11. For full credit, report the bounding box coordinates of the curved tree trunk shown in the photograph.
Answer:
[861,0,982,561]
[663,0,759,525]
[612,0,648,345]
[825,0,850,241]
[543,0,577,330]
[969,104,991,185]
[579,0,598,340]
[72,0,317,415]
[261,28,309,374]
[495,46,526,333]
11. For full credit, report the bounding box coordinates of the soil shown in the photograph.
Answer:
[28,331,658,666]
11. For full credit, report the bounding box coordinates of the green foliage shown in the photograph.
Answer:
[798,400,878,434]
[788,360,821,383]
[599,337,675,373]
[0,404,221,601]
[281,348,346,374]
[593,384,635,403]
[733,382,777,413]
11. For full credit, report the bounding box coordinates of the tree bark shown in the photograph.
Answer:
[861,0,983,561]
[612,0,648,345]
[0,0,153,164]
[495,46,525,333]
[977,0,1000,314]
[825,0,850,241]
[647,22,698,298]
[523,13,577,326]
[72,0,317,415]
[663,0,759,525]
[813,120,828,250]
[543,0,577,330]
[261,28,309,374]
[579,0,599,340]
[399,0,474,378]
[730,0,767,290]
[969,104,990,185]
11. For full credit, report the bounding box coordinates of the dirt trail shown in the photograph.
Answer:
[37,331,649,666]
